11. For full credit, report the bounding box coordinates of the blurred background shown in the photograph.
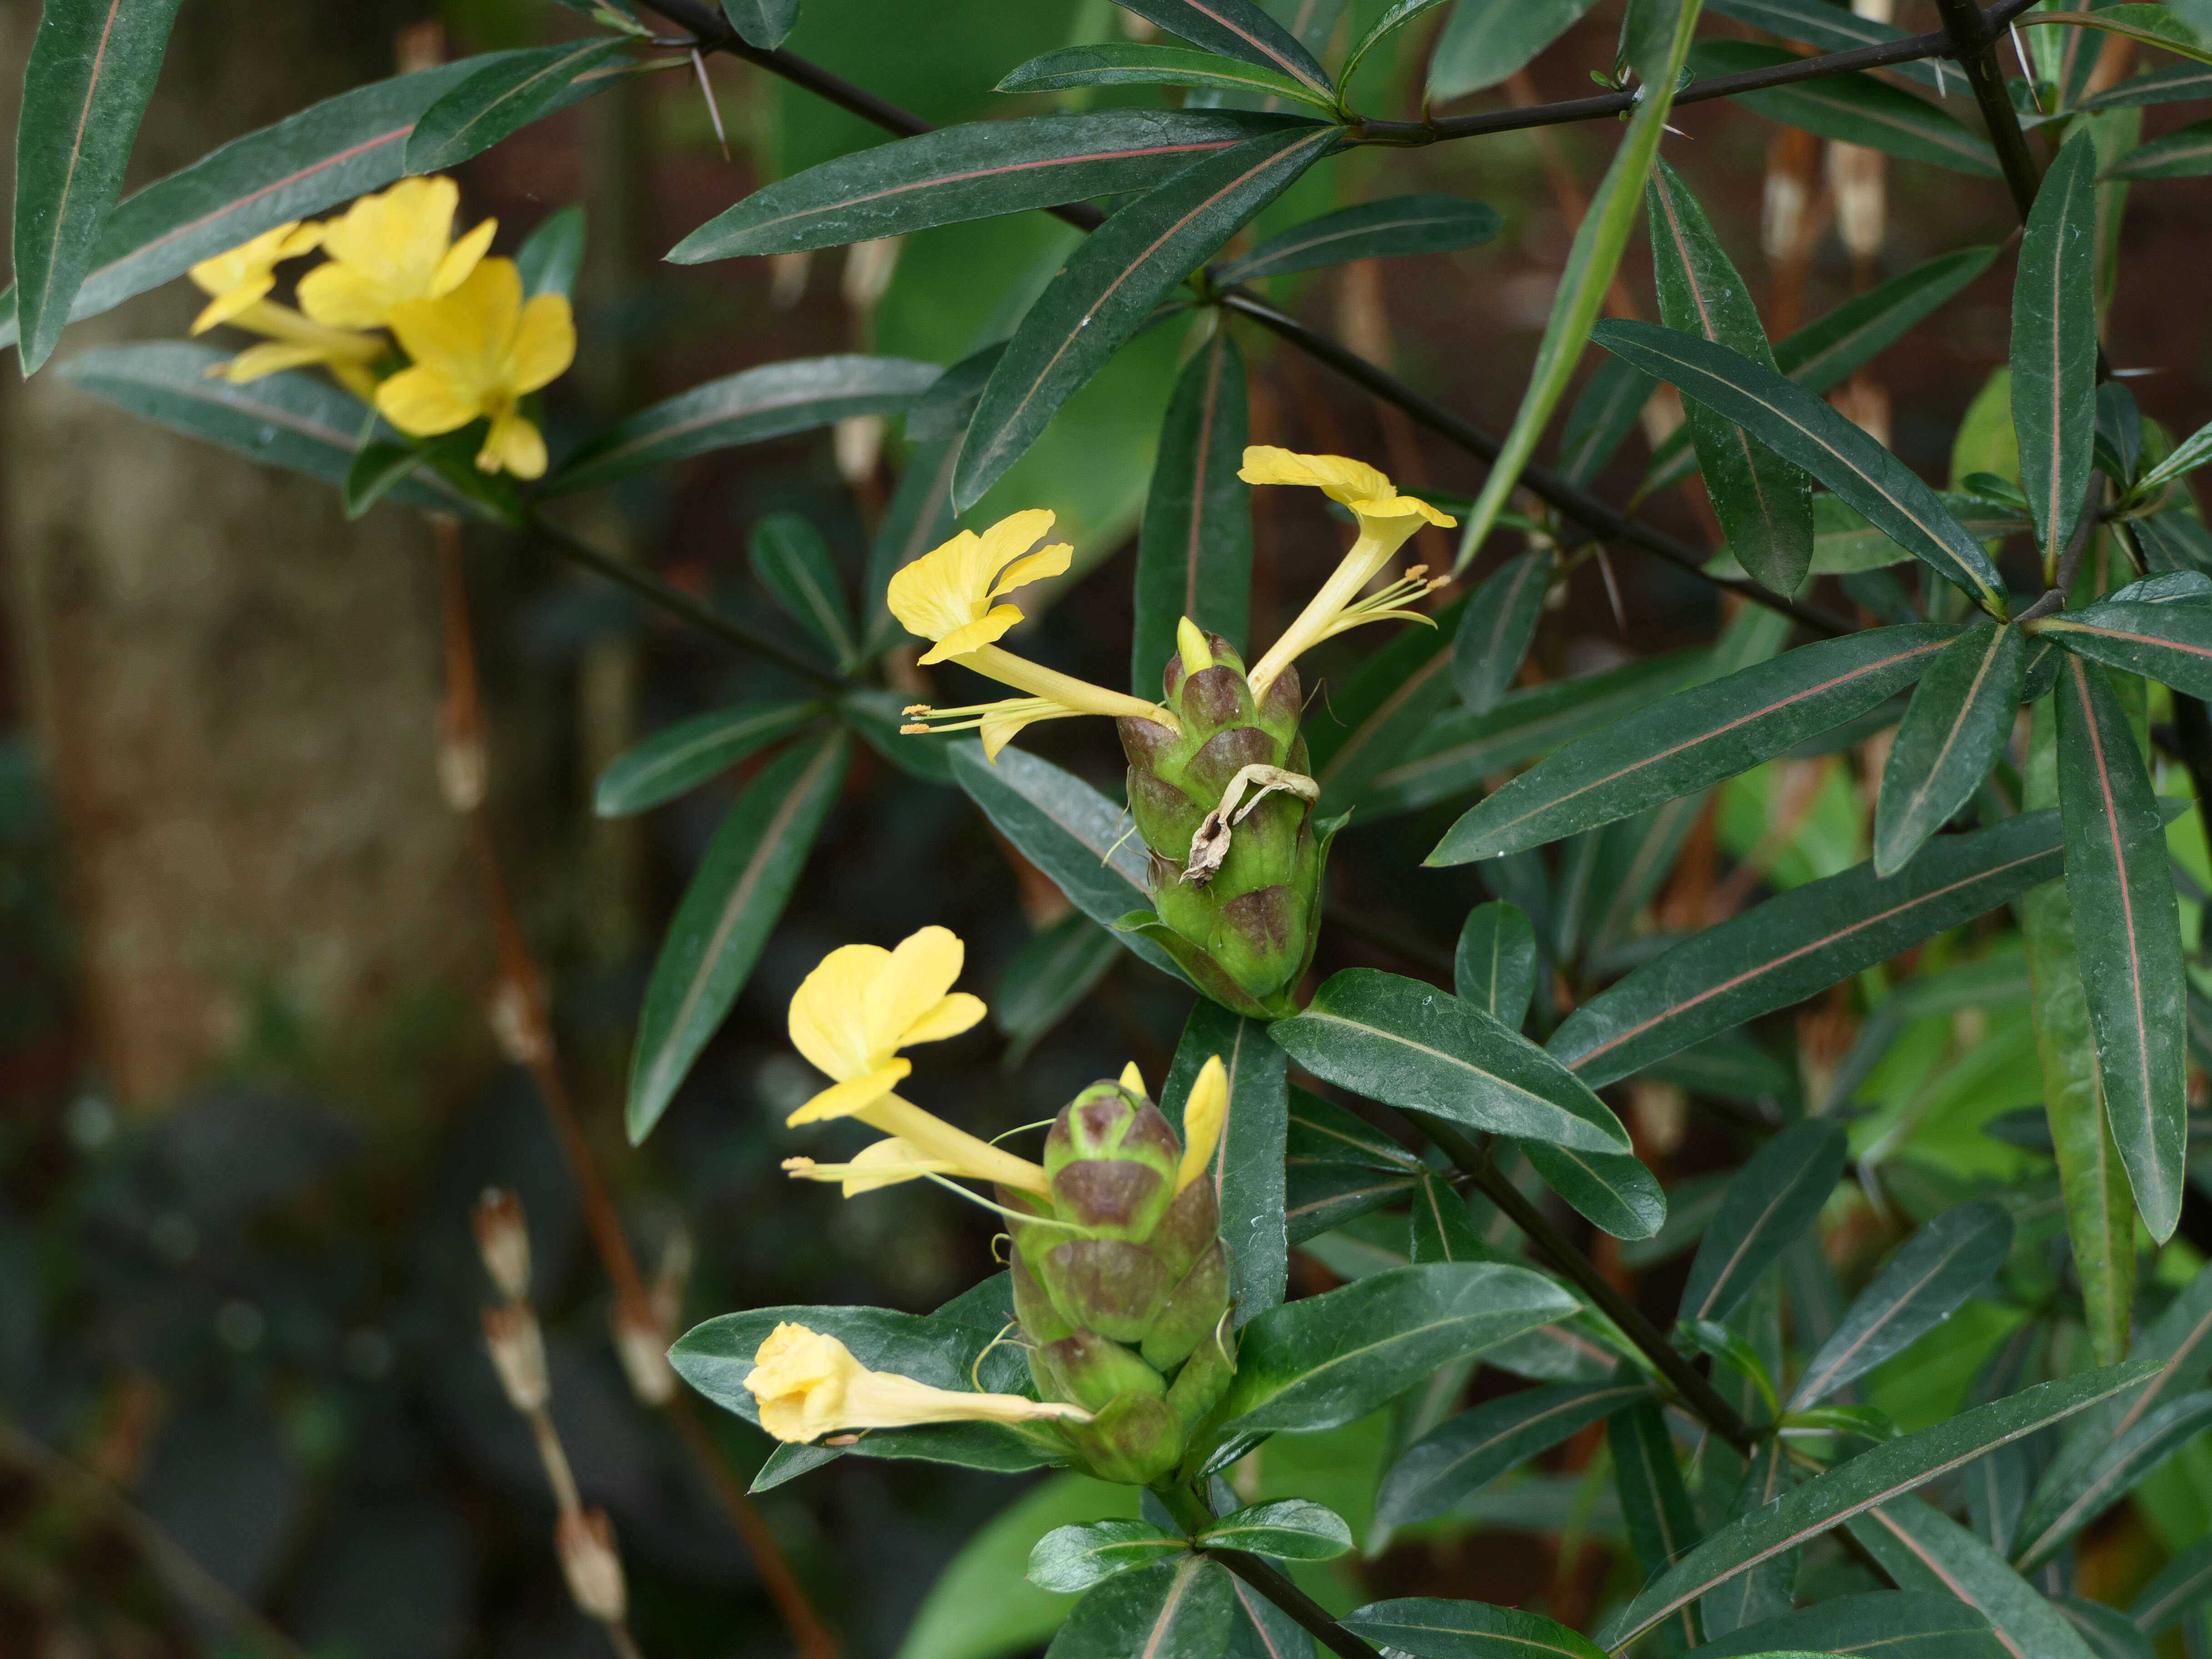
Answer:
[1,0,2209,1655]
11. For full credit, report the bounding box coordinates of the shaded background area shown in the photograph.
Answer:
[2,0,2210,1655]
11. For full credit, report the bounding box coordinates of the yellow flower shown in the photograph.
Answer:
[297,176,496,329]
[187,220,322,335]
[204,299,383,400]
[782,1138,957,1196]
[889,510,1177,760]
[1238,447,1456,696]
[745,1322,1090,1443]
[374,257,575,480]
[1176,1055,1228,1194]
[785,927,1048,1194]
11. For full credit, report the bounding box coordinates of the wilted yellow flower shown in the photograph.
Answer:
[745,1322,1089,1443]
[1239,447,1456,696]
[297,176,496,329]
[187,220,322,335]
[204,300,383,399]
[786,928,1047,1194]
[375,258,575,479]
[890,510,1177,760]
[1175,1055,1228,1194]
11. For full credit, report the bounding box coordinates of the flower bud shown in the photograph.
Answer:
[612,1302,676,1406]
[483,1303,549,1413]
[1062,1389,1186,1486]
[472,1187,531,1300]
[555,1507,628,1622]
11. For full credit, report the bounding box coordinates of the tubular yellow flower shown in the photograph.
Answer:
[1175,1054,1228,1193]
[205,299,383,399]
[187,220,322,335]
[745,1322,1090,1443]
[297,176,496,329]
[375,258,576,479]
[782,1138,955,1196]
[1238,446,1457,697]
[889,511,1177,760]
[786,927,1048,1193]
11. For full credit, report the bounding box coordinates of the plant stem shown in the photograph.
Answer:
[1934,0,2046,222]
[1151,1482,1386,1659]
[1409,1114,1757,1452]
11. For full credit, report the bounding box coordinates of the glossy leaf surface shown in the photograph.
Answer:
[1427,0,1601,100]
[749,513,858,669]
[1046,1556,1236,1659]
[1681,1120,1846,1324]
[1196,1500,1353,1559]
[1454,901,1537,1029]
[1849,1501,2101,1659]
[1452,552,1550,717]
[594,701,820,817]
[1773,246,2001,396]
[1163,1000,1289,1324]
[2035,599,2212,698]
[1689,41,1999,175]
[1347,1598,1611,1659]
[1378,1382,1646,1527]
[1686,1591,2007,1659]
[2012,132,2102,570]
[1027,1521,1186,1592]
[1216,192,1501,283]
[1702,0,1947,89]
[997,43,1332,107]
[1875,623,2026,876]
[403,38,630,174]
[1112,0,1333,92]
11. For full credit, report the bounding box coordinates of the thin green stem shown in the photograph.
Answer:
[1150,1482,1386,1659]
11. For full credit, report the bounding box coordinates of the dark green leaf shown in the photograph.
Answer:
[997,43,1333,109]
[1593,321,2006,611]
[1270,968,1632,1154]
[955,123,1337,510]
[517,204,586,300]
[594,700,819,816]
[1453,553,1550,717]
[2139,416,2212,493]
[1378,1381,1647,1527]
[840,688,957,784]
[1848,1501,2100,1659]
[1196,1500,1353,1559]
[671,110,1320,260]
[1557,355,1657,488]
[2130,509,2212,575]
[12,0,186,372]
[1774,246,2002,396]
[550,356,943,495]
[2076,60,2212,111]
[2011,132,2102,571]
[723,0,801,50]
[1164,1001,1289,1323]
[1347,1599,1610,1659]
[2036,600,2212,697]
[2056,1598,2159,1659]
[1409,1171,1490,1265]
[1454,901,1537,1028]
[749,513,858,669]
[1309,593,1468,815]
[1215,192,1501,284]
[403,38,631,174]
[1648,160,1813,594]
[1225,1575,1315,1659]
[1791,1200,2012,1407]
[1428,0,1601,100]
[1679,1121,1846,1324]
[903,344,1004,445]
[1134,322,1251,698]
[1698,1442,1798,1639]
[948,742,1185,982]
[995,913,1121,1068]
[1875,623,2027,875]
[626,730,848,1143]
[2130,1536,2212,1635]
[1220,1262,1578,1434]
[1287,1161,1419,1244]
[2102,115,2212,179]
[1703,0,1948,90]
[1027,1520,1187,1593]
[2016,1387,2212,1570]
[1552,812,2070,1088]
[1687,1592,2006,1659]
[341,440,424,520]
[1520,1140,1668,1240]
[1112,0,1333,94]
[1612,1398,1705,1651]
[1602,1364,2159,1652]
[1048,1556,1237,1659]
[862,438,960,653]
[1429,625,1958,865]
[2056,655,2187,1241]
[56,343,491,517]
[1286,1086,1420,1172]
[1688,41,2000,175]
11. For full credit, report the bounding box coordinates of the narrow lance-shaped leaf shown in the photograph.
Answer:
[1449,0,1702,573]
[1111,0,1334,95]
[2077,61,2212,113]
[1647,159,1813,594]
[1613,1398,1706,1653]
[2032,600,2212,698]
[1428,0,1602,100]
[1311,593,1470,815]
[749,513,857,669]
[955,123,1337,510]
[1455,900,1537,1028]
[723,0,802,50]
[1162,1001,1289,1324]
[1703,0,1950,90]
[1347,1598,1611,1659]
[2101,115,2212,181]
[2139,414,2212,493]
[2056,655,2187,1242]
[1681,1121,1846,1325]
[1133,321,1251,696]
[1774,246,2001,395]
[1453,552,1550,717]
[13,0,186,373]
[1429,624,1959,865]
[594,701,822,817]
[1847,1501,2102,1659]
[1214,192,1502,283]
[1521,1138,1669,1241]
[1875,623,2027,876]
[2130,1537,2212,1635]
[995,915,1120,1069]
[2013,1388,2212,1571]
[997,44,1335,111]
[1791,1201,2012,1407]
[626,731,848,1143]
[2015,9,2212,69]
[2013,131,2102,575]
[1339,0,1457,92]
[1269,968,1633,1155]
[1046,1555,1236,1659]
[1218,1262,1578,1434]
[1685,1590,2009,1659]
[1558,354,1658,487]
[550,356,943,495]
[517,204,586,301]
[1551,811,2073,1088]
[1686,41,1999,175]
[1699,1439,1798,1639]
[1593,322,2008,613]
[403,38,633,174]
[1600,1363,2160,1653]
[1377,1381,1648,1528]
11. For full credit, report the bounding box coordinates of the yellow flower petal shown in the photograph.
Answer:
[216,341,336,383]
[297,259,404,330]
[975,507,1058,568]
[375,365,480,437]
[433,216,498,296]
[1119,1061,1146,1096]
[744,1322,1086,1443]
[916,605,1022,666]
[789,942,893,1079]
[900,992,987,1047]
[1176,1054,1228,1192]
[1355,493,1457,528]
[1237,445,1394,505]
[987,542,1073,600]
[783,1139,957,1195]
[189,276,274,335]
[863,926,966,1051]
[512,292,577,392]
[787,1061,911,1126]
[481,408,548,479]
[886,528,983,642]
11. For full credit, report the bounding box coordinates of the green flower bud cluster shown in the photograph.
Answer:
[1117,633,1334,1016]
[1000,1079,1235,1485]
